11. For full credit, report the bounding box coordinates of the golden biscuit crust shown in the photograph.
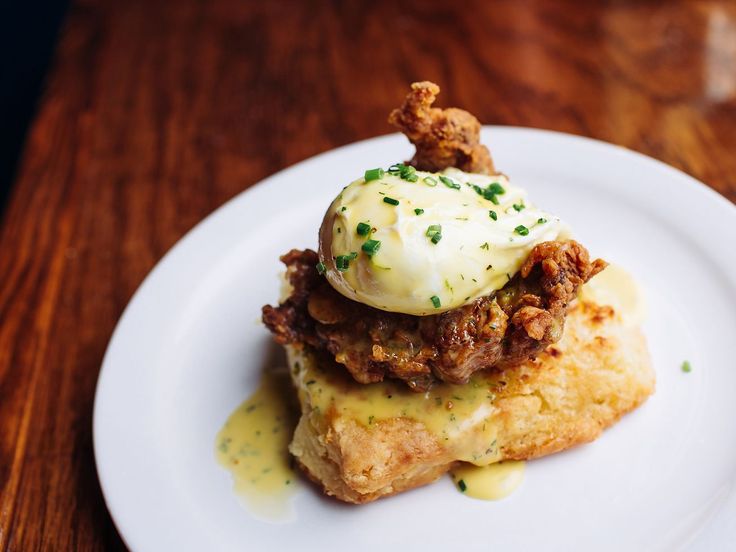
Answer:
[289,300,655,504]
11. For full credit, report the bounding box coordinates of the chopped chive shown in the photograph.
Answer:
[513,203,525,212]
[316,262,326,274]
[423,176,438,187]
[489,194,500,205]
[389,163,419,182]
[488,182,505,195]
[537,218,547,224]
[347,251,358,260]
[458,479,467,492]
[400,164,416,177]
[480,242,489,250]
[489,210,498,220]
[361,239,381,256]
[430,295,441,308]
[383,196,400,206]
[426,224,442,243]
[681,360,692,373]
[514,225,529,236]
[364,168,384,181]
[340,206,347,212]
[414,208,424,215]
[356,222,371,236]
[439,175,461,190]
[335,255,350,271]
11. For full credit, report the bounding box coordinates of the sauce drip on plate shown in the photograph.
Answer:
[215,369,300,520]
[450,461,525,500]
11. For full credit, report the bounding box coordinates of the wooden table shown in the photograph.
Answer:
[2,0,735,549]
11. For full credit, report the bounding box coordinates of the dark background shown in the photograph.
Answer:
[1,1,68,215]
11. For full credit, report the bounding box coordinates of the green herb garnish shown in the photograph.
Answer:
[458,479,467,492]
[514,225,529,236]
[488,182,505,195]
[364,168,384,181]
[426,224,442,244]
[513,203,525,212]
[414,208,424,215]
[439,175,461,190]
[356,222,371,236]
[430,295,441,309]
[489,210,498,220]
[383,196,400,206]
[388,163,419,182]
[423,176,438,187]
[361,239,381,257]
[316,262,326,274]
[681,360,692,373]
[335,253,357,271]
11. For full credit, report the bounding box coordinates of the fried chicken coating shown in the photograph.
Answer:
[388,81,495,174]
[262,242,606,391]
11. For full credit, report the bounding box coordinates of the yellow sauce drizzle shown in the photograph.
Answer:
[295,355,501,465]
[450,461,525,500]
[580,263,646,325]
[215,369,300,520]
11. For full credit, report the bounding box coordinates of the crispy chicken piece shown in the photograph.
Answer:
[262,242,606,391]
[388,81,495,174]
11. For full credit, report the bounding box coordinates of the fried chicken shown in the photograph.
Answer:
[388,81,495,175]
[262,82,606,391]
[262,242,606,391]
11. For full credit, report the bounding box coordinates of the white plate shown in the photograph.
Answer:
[94,128,736,552]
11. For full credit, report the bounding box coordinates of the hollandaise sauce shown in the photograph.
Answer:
[450,461,526,500]
[294,350,503,465]
[293,349,527,500]
[215,369,300,520]
[580,263,646,325]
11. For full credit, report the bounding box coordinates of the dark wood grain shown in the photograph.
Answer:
[1,0,735,549]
